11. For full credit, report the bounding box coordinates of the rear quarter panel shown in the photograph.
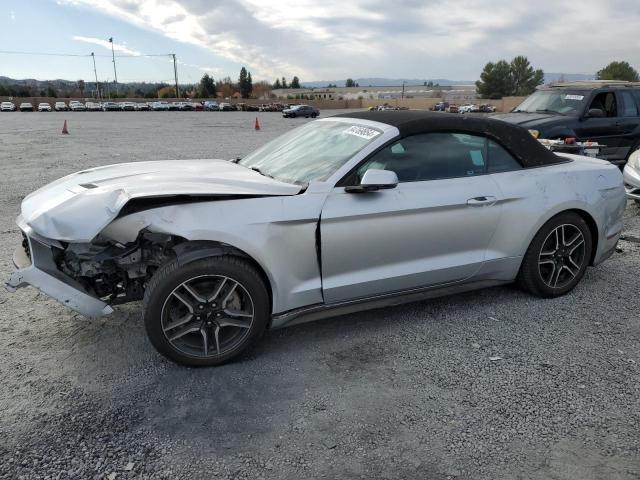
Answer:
[487,157,624,277]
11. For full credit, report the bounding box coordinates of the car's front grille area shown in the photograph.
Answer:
[21,232,31,260]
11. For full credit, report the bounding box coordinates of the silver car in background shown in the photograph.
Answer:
[623,149,640,204]
[6,111,625,366]
[1,101,16,112]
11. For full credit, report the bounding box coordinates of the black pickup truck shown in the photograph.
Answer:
[492,81,640,165]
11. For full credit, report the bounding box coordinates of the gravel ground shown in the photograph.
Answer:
[0,111,639,480]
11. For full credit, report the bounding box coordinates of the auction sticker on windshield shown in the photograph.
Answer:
[344,125,381,140]
[564,94,585,101]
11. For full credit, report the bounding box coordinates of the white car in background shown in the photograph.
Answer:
[69,101,86,111]
[1,102,16,112]
[54,102,68,111]
[37,103,52,112]
[151,101,170,111]
[85,102,102,111]
[19,102,34,112]
[459,104,478,114]
[623,149,640,204]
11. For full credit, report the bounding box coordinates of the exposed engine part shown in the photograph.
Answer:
[56,231,180,304]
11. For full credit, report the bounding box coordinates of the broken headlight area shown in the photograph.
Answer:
[56,231,180,305]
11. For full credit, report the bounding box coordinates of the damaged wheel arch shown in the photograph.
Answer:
[170,239,274,312]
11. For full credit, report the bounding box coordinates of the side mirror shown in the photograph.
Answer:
[586,108,605,118]
[345,169,399,193]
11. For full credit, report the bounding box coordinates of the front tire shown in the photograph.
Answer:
[518,212,592,298]
[143,256,270,366]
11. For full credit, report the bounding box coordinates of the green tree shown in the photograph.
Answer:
[510,56,544,96]
[476,60,513,99]
[476,56,544,99]
[597,61,639,82]
[197,73,217,98]
[238,67,252,98]
[247,71,253,97]
[46,85,56,98]
[345,78,356,87]
[281,77,287,88]
[273,78,282,89]
[77,80,85,97]
[290,76,301,88]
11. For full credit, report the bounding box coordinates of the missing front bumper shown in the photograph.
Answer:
[5,220,113,318]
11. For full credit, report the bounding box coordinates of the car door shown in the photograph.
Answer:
[615,90,640,159]
[573,90,624,161]
[320,132,503,304]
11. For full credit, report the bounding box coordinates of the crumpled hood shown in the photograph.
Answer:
[21,159,302,242]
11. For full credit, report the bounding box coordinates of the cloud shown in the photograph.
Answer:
[72,35,142,56]
[62,0,640,80]
[10,10,15,21]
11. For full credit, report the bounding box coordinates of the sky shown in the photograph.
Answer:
[1,0,639,84]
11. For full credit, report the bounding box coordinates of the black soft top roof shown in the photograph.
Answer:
[334,110,564,167]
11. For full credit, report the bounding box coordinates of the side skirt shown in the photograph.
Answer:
[270,279,510,329]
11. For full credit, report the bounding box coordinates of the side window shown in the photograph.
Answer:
[589,92,618,117]
[620,91,639,117]
[487,140,522,173]
[356,132,486,183]
[633,90,640,111]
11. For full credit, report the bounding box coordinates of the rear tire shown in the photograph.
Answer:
[517,212,592,298]
[143,256,270,366]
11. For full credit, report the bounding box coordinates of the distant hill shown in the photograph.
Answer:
[0,76,191,98]
[301,78,474,88]
[0,76,174,91]
[300,73,596,88]
[543,73,595,82]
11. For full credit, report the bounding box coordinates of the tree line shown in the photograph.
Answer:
[4,60,639,101]
[476,56,639,99]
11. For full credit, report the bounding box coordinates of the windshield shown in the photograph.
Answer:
[514,90,588,115]
[238,120,382,184]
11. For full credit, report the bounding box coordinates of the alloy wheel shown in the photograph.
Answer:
[161,275,254,358]
[538,224,586,289]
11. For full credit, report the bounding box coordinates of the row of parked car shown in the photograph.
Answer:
[431,102,497,113]
[0,100,300,113]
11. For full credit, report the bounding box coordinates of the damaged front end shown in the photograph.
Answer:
[6,216,180,317]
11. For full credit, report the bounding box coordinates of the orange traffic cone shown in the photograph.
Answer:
[254,117,260,130]
[62,120,69,134]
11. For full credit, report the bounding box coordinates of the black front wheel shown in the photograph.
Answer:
[518,212,592,297]
[143,256,270,366]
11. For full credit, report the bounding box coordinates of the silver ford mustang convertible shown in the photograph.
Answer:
[7,111,625,366]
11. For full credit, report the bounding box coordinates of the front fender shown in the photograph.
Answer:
[100,194,327,314]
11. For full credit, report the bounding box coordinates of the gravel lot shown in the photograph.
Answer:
[0,111,639,480]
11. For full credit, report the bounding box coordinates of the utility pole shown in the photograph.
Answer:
[172,54,180,99]
[401,80,405,100]
[91,52,101,100]
[109,37,118,96]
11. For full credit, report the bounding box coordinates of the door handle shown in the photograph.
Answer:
[467,196,497,206]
